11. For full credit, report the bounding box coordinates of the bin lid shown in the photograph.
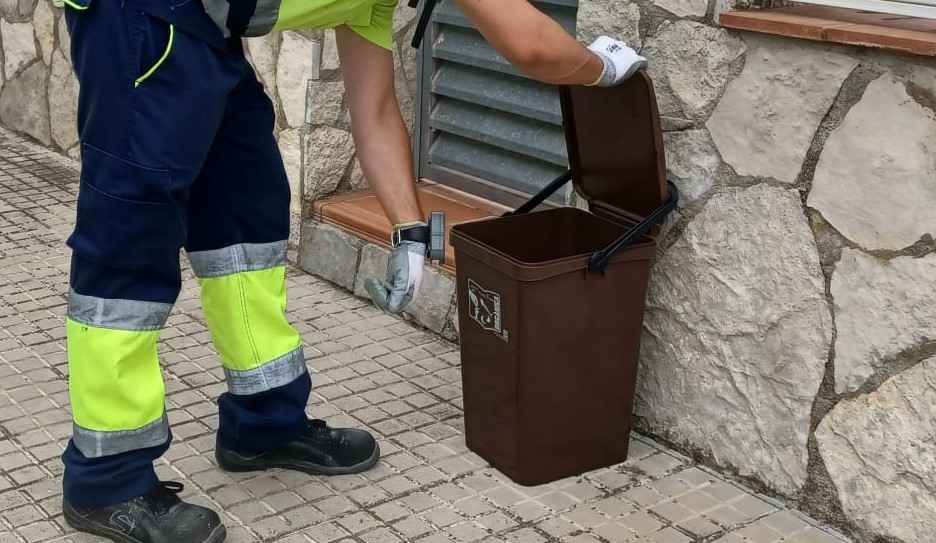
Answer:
[559,70,668,223]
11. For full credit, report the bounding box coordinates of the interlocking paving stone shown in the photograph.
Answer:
[0,127,855,542]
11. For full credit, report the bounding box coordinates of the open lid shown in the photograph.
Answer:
[559,70,668,223]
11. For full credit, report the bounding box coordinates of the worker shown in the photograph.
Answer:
[57,0,646,542]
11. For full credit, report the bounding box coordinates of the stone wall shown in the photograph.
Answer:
[575,2,935,542]
[0,0,419,250]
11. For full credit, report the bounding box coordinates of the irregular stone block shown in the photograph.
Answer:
[246,33,279,96]
[298,222,361,291]
[404,265,455,335]
[662,129,719,204]
[653,0,707,19]
[393,41,416,134]
[577,0,641,47]
[348,156,367,191]
[707,45,856,184]
[1,62,50,145]
[443,300,460,342]
[830,249,936,393]
[277,128,302,247]
[2,20,37,78]
[0,0,17,19]
[49,49,78,151]
[392,2,416,35]
[309,80,345,126]
[808,75,936,251]
[816,357,936,543]
[57,15,70,59]
[353,244,390,299]
[304,125,355,201]
[18,0,35,17]
[321,29,340,71]
[909,65,936,96]
[276,32,316,128]
[643,20,745,120]
[33,0,54,66]
[636,184,832,495]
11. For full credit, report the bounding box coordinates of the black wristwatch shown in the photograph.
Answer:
[391,222,430,247]
[390,213,446,264]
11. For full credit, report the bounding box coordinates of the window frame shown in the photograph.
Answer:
[781,0,936,19]
[412,0,579,209]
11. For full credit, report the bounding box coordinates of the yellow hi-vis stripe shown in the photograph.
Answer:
[66,318,166,432]
[198,266,302,372]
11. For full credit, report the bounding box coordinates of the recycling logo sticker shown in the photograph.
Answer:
[467,279,508,341]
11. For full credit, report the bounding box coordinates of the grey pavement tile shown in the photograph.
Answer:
[392,515,435,540]
[305,520,351,542]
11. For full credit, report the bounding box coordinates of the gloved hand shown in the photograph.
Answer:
[365,228,426,314]
[586,36,647,87]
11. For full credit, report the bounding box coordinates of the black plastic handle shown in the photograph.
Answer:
[588,181,679,274]
[410,0,439,49]
[503,170,573,217]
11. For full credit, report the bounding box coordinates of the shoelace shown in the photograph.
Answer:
[307,419,330,438]
[142,481,184,516]
[305,419,351,447]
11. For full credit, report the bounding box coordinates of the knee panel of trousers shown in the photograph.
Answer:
[66,319,166,433]
[188,242,302,374]
[66,290,171,436]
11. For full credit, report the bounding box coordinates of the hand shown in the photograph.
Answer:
[365,239,426,314]
[586,36,647,87]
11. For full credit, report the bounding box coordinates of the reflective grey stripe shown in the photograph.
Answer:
[201,0,232,38]
[68,290,172,332]
[201,0,280,38]
[225,346,307,395]
[245,0,281,36]
[187,241,287,279]
[73,413,169,458]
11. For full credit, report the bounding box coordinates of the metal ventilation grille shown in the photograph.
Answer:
[414,0,579,207]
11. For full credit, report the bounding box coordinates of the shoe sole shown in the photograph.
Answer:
[63,500,227,543]
[216,442,380,476]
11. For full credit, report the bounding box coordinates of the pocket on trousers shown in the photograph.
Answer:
[61,0,93,11]
[67,145,184,272]
[134,13,175,87]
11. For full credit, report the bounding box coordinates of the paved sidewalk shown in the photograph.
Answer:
[0,128,852,543]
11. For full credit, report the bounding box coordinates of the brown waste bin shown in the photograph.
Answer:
[449,70,678,486]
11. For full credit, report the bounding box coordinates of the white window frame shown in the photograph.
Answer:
[791,0,935,19]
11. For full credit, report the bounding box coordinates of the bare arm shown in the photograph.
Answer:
[335,25,423,227]
[453,0,604,85]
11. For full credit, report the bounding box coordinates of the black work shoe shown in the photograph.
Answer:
[62,481,226,543]
[215,419,380,476]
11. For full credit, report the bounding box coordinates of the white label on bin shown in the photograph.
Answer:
[467,279,507,341]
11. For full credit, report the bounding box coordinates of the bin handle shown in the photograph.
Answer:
[503,170,573,217]
[588,180,679,275]
[409,0,439,49]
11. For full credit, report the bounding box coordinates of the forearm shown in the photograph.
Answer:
[506,14,604,85]
[455,0,603,85]
[348,100,423,227]
[336,25,423,227]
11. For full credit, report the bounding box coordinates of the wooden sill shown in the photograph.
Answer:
[311,180,512,273]
[720,6,936,56]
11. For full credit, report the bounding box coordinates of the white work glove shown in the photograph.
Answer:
[586,36,647,87]
[365,233,426,314]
